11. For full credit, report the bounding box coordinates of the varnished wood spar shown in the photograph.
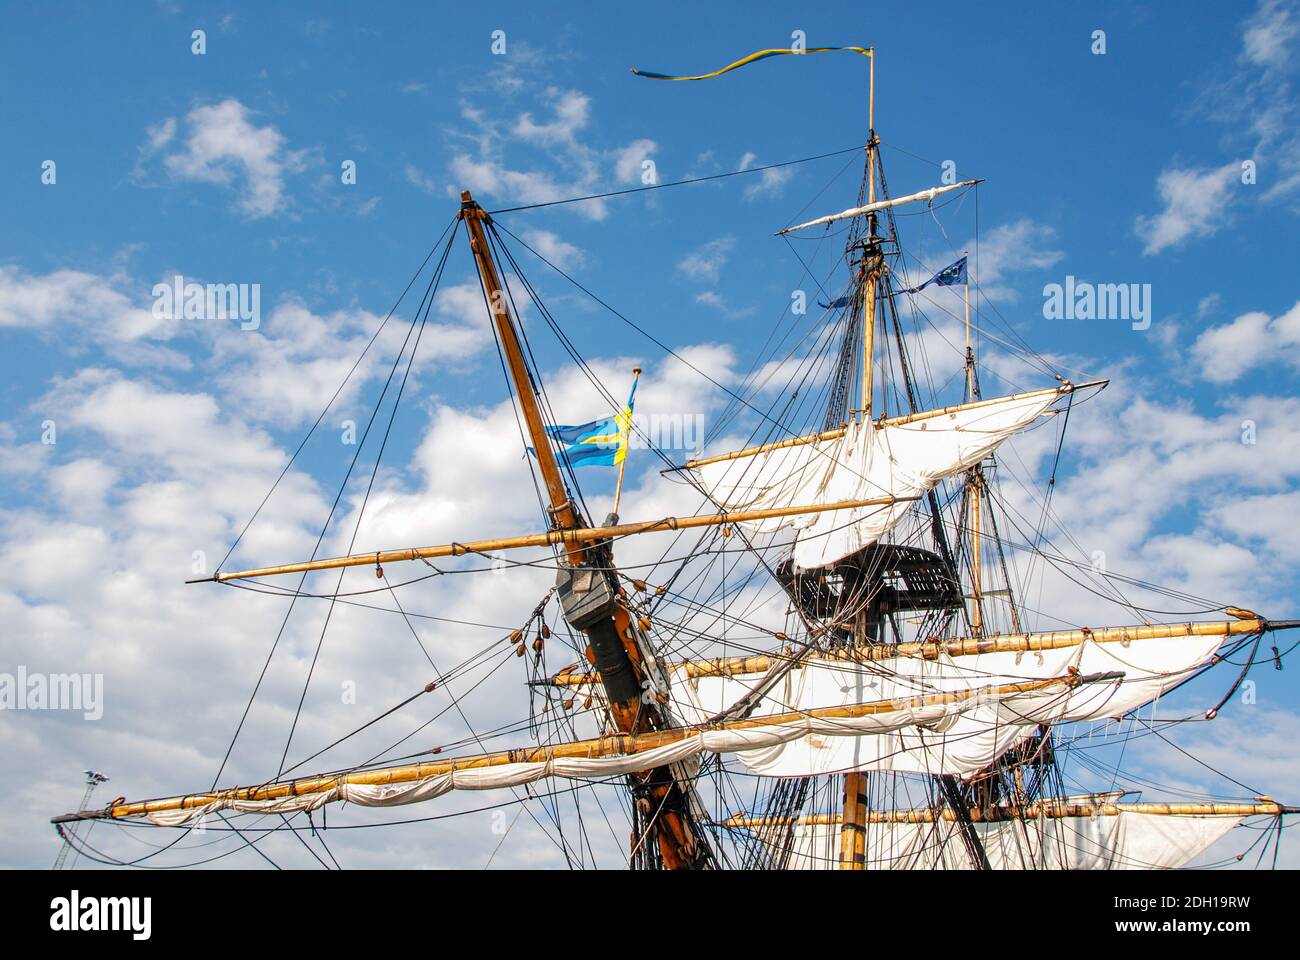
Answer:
[726,800,1294,828]
[462,192,582,561]
[547,616,1268,688]
[67,675,1075,823]
[840,772,868,870]
[683,381,1107,470]
[462,195,698,868]
[202,495,911,583]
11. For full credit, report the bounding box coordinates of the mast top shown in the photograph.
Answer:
[459,190,488,221]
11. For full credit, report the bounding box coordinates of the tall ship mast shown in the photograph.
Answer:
[53,45,1297,871]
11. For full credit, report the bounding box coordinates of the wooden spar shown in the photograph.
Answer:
[463,195,703,868]
[545,616,1271,688]
[962,269,986,638]
[682,380,1106,470]
[860,265,876,422]
[462,193,584,566]
[725,800,1295,828]
[61,675,1077,823]
[968,468,984,638]
[840,772,867,869]
[201,495,911,583]
[775,180,983,236]
[860,62,877,423]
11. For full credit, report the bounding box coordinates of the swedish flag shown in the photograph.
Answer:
[546,377,638,468]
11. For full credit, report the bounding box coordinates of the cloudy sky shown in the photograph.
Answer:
[3,1,1300,869]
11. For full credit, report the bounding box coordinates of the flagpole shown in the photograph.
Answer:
[963,254,972,402]
[611,367,641,518]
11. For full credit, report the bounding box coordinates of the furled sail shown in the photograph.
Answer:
[777,179,981,235]
[667,629,1226,778]
[114,677,1075,826]
[690,387,1062,569]
[747,803,1248,870]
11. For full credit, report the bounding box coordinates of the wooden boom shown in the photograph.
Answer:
[683,380,1106,470]
[197,495,912,583]
[724,800,1296,828]
[55,674,1081,823]
[545,614,1276,687]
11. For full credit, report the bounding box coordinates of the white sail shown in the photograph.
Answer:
[691,387,1060,569]
[668,630,1225,778]
[777,179,981,235]
[142,679,1068,826]
[767,807,1243,870]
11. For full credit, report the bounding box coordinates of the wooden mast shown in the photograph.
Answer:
[963,270,986,638]
[460,192,706,870]
[462,192,583,560]
[858,56,877,424]
[842,51,879,871]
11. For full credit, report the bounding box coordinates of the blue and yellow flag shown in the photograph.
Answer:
[546,377,638,468]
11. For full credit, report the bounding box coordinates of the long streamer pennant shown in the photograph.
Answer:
[631,45,872,81]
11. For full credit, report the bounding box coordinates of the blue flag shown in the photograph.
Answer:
[903,256,967,294]
[544,377,638,468]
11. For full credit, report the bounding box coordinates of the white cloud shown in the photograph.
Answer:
[145,116,176,150]
[1136,2,1300,254]
[405,163,437,194]
[1242,0,1299,70]
[972,219,1064,297]
[520,228,584,271]
[1135,162,1240,255]
[445,88,656,221]
[147,98,307,218]
[1000,381,1300,625]
[677,236,735,284]
[513,89,590,145]
[211,285,491,428]
[449,153,607,220]
[614,138,657,185]
[738,151,793,201]
[0,264,190,369]
[5,335,1299,869]
[0,265,166,339]
[1189,300,1300,381]
[694,290,753,319]
[902,219,1061,307]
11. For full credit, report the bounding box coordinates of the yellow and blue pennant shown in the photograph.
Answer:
[546,376,639,468]
[631,45,872,82]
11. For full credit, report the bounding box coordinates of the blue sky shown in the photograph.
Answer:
[2,1,1299,869]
